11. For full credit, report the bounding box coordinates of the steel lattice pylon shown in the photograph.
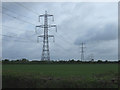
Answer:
[80,42,86,61]
[35,11,57,61]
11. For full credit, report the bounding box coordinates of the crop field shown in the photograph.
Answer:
[2,64,118,88]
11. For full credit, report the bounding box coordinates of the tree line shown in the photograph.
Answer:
[2,58,119,64]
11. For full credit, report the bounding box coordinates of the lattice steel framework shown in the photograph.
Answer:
[35,11,57,61]
[80,42,85,61]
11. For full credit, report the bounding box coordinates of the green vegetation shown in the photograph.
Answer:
[2,58,119,64]
[2,63,118,88]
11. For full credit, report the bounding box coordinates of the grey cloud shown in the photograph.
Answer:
[2,2,118,60]
[74,23,117,45]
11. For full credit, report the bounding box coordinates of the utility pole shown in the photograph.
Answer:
[80,42,85,61]
[35,11,57,61]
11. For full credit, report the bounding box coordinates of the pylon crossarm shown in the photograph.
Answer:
[48,35,54,38]
[37,35,44,43]
[38,35,44,37]
[39,15,44,22]
[49,25,57,32]
[36,25,44,28]
[39,15,44,17]
[47,15,54,21]
[48,35,55,42]
[35,25,44,34]
[47,14,53,16]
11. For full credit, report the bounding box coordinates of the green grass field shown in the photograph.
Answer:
[2,64,118,88]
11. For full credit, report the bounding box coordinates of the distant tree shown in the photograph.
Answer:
[118,60,120,63]
[2,59,10,64]
[21,58,29,63]
[70,59,74,62]
[105,60,108,63]
[77,60,80,62]
[4,59,10,62]
[16,59,20,62]
[97,60,102,63]
[91,59,94,62]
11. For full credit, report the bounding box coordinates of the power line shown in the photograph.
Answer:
[2,38,36,43]
[55,35,70,47]
[54,32,73,46]
[56,32,73,45]
[0,34,36,42]
[1,25,34,33]
[3,12,36,26]
[37,36,66,51]
[50,43,67,57]
[1,34,26,40]
[49,32,74,51]
[15,2,39,15]
[1,34,17,38]
[54,42,66,50]
[2,6,36,21]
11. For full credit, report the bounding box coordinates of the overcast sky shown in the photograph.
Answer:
[2,2,118,61]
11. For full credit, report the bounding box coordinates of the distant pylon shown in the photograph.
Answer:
[90,54,94,62]
[35,11,57,61]
[80,42,86,61]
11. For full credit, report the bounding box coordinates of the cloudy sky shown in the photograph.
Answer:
[2,2,118,61]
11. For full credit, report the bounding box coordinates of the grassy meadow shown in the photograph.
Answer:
[2,64,118,88]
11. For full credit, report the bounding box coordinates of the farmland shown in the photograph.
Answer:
[2,63,118,88]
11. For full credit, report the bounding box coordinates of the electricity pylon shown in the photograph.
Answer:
[90,53,94,62]
[80,42,86,61]
[35,11,57,61]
